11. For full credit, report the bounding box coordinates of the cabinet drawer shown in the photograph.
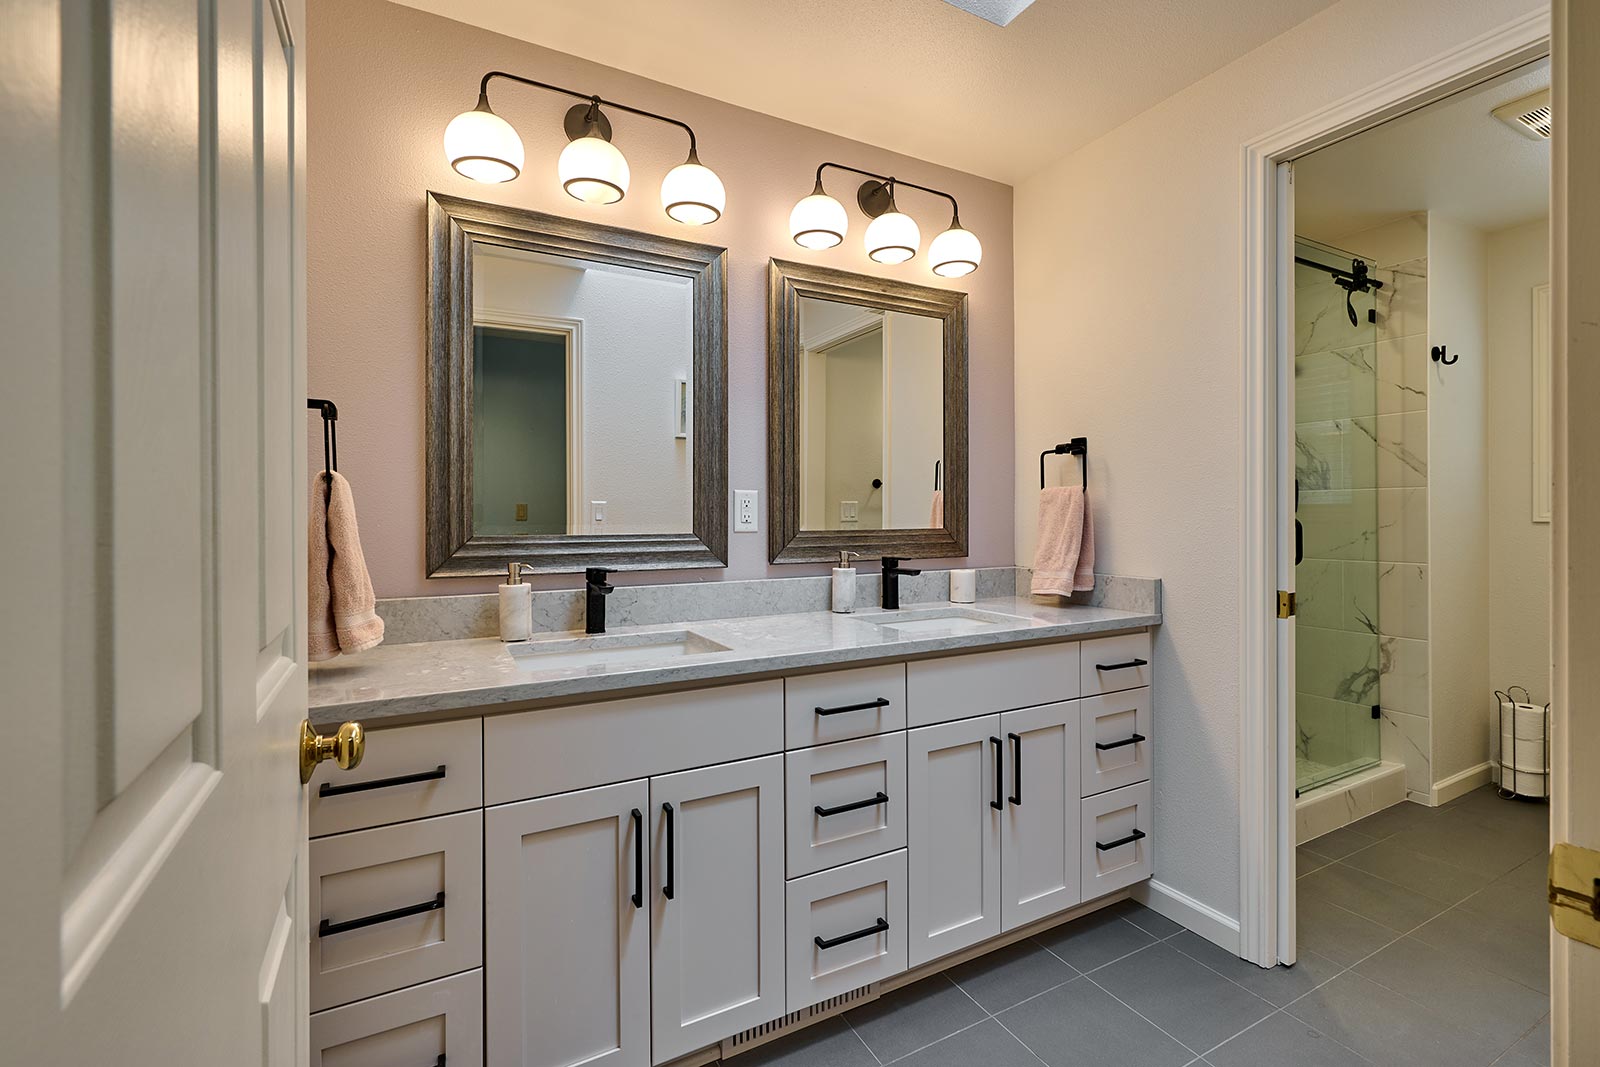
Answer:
[785,664,907,748]
[310,717,483,838]
[906,643,1079,727]
[1080,688,1152,797]
[1081,780,1153,900]
[310,810,484,1012]
[311,969,482,1067]
[484,680,783,805]
[786,733,907,877]
[786,851,908,1012]
[1080,632,1152,696]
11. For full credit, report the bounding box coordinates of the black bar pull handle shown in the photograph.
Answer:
[814,917,889,950]
[434,1057,446,1067]
[1095,658,1149,672]
[1007,733,1022,806]
[662,802,675,900]
[815,697,891,716]
[319,764,447,798]
[631,808,644,909]
[319,892,445,938]
[1095,828,1147,852]
[815,792,889,818]
[990,736,1004,810]
[1095,732,1147,752]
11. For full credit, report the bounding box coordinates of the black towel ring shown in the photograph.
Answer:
[1040,437,1088,491]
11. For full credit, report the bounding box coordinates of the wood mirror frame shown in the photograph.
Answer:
[766,258,968,563]
[425,192,728,577]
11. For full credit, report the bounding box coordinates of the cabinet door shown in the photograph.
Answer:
[999,702,1082,931]
[486,779,650,1067]
[650,755,785,1063]
[906,715,1002,967]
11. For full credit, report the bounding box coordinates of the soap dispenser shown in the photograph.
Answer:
[832,551,861,614]
[500,561,534,642]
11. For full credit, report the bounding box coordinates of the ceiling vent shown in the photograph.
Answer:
[1492,88,1552,141]
[938,0,1039,26]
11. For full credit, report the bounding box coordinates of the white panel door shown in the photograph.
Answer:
[1,0,312,1064]
[485,779,651,1067]
[906,716,1002,967]
[651,754,785,1063]
[999,702,1081,930]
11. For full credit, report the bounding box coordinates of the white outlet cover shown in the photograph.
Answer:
[734,489,758,532]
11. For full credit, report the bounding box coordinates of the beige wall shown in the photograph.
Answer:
[1012,0,1544,929]
[308,0,1014,596]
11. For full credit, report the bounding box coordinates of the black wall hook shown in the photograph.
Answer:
[1431,345,1460,366]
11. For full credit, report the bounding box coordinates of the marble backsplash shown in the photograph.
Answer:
[376,568,1162,645]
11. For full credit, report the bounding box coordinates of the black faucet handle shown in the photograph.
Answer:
[585,567,614,592]
[882,556,921,576]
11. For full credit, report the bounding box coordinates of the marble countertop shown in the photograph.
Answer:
[307,596,1160,728]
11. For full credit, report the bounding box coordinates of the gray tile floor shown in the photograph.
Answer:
[725,787,1550,1067]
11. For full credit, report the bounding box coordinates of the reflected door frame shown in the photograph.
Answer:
[473,309,585,535]
[799,308,885,531]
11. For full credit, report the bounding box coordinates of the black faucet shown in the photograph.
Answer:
[585,568,615,634]
[880,556,921,610]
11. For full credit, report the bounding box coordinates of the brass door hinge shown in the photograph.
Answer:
[1549,842,1600,949]
[1277,590,1296,619]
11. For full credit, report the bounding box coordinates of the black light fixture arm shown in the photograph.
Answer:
[477,70,701,158]
[814,161,962,221]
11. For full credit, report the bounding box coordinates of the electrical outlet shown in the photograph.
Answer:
[515,502,528,522]
[734,489,758,532]
[591,500,607,526]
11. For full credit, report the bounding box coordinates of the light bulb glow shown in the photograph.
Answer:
[930,225,982,277]
[444,106,524,183]
[559,133,631,204]
[789,192,848,249]
[660,161,725,224]
[865,210,920,264]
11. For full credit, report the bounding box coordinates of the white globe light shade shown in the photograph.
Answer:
[930,225,983,277]
[789,192,848,249]
[559,134,630,204]
[660,161,725,224]
[444,106,524,183]
[865,210,920,264]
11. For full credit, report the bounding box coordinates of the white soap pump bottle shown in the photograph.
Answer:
[499,561,534,642]
[832,551,861,614]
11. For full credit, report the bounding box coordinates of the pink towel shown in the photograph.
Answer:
[1030,486,1095,596]
[929,489,944,528]
[308,471,384,661]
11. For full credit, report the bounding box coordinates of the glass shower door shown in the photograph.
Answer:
[1293,238,1383,793]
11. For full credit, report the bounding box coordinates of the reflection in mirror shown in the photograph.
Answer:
[797,298,944,531]
[470,244,693,537]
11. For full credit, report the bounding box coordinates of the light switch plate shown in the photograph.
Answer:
[734,490,758,532]
[840,500,859,522]
[591,500,607,525]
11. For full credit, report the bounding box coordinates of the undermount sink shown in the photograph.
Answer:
[866,608,1024,636]
[507,630,731,672]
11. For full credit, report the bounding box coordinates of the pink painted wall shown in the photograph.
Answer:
[307,0,1014,597]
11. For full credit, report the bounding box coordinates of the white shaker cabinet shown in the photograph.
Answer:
[649,754,786,1064]
[485,779,652,1067]
[906,715,1003,967]
[999,701,1083,930]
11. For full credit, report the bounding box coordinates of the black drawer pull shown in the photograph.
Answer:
[815,792,889,818]
[814,917,889,950]
[434,1058,446,1067]
[1096,828,1147,852]
[318,764,447,798]
[319,891,445,938]
[1008,733,1022,806]
[815,697,891,716]
[1095,733,1147,752]
[990,736,1004,810]
[1095,658,1149,672]
[662,802,676,900]
[631,808,644,909]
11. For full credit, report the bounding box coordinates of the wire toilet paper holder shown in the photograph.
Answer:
[1494,685,1550,801]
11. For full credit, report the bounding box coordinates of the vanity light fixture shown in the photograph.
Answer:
[788,162,982,276]
[445,72,725,224]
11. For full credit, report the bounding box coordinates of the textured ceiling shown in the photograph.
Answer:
[389,0,1335,184]
[1296,59,1551,240]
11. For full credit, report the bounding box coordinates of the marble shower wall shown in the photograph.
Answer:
[1294,221,1431,798]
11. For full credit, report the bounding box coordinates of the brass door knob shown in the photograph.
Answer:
[300,719,366,784]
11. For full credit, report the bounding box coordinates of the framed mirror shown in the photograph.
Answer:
[767,259,967,563]
[425,192,727,576]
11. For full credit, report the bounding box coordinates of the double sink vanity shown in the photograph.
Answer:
[305,583,1159,1067]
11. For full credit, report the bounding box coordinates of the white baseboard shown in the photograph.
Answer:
[1132,879,1240,955]
[1431,761,1493,806]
